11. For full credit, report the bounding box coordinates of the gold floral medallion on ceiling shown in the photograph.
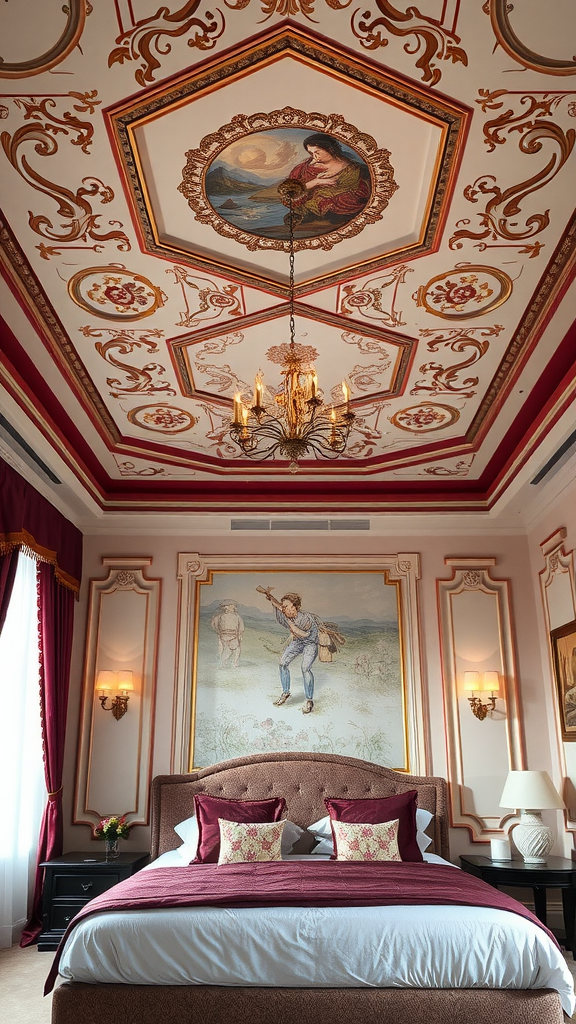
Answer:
[106,25,470,296]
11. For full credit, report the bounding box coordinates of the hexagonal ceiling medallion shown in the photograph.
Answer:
[107,25,470,297]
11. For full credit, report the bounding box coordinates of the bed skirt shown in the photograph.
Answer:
[51,982,567,1024]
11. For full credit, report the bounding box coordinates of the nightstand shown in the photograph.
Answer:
[460,854,576,956]
[38,850,149,950]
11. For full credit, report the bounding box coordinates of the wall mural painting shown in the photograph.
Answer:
[551,619,576,741]
[204,129,371,241]
[191,570,407,769]
[179,109,398,252]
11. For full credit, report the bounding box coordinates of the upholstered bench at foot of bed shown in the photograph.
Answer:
[51,982,567,1024]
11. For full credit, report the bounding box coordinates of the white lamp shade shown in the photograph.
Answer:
[463,671,480,692]
[117,670,134,693]
[482,671,500,693]
[96,670,115,694]
[499,770,564,811]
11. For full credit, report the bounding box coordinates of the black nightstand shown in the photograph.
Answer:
[38,850,149,950]
[460,854,576,955]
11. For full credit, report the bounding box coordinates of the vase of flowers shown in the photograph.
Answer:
[94,815,131,860]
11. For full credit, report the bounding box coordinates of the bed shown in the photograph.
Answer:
[50,751,574,1024]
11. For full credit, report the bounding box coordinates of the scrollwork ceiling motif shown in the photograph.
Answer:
[105,0,469,88]
[350,0,468,85]
[80,327,177,399]
[108,1,225,87]
[410,325,504,399]
[167,267,244,328]
[338,265,413,327]
[449,89,576,258]
[0,93,131,260]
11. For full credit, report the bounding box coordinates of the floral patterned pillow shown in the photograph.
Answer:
[218,818,286,865]
[332,818,401,861]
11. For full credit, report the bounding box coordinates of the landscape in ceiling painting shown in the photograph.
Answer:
[0,1,575,517]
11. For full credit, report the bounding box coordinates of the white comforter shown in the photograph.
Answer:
[58,852,575,1015]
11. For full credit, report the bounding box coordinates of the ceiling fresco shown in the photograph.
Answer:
[0,1,575,517]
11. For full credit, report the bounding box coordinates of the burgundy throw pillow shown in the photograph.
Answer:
[324,791,423,862]
[193,793,286,863]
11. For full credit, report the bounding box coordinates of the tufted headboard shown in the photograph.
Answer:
[150,752,450,861]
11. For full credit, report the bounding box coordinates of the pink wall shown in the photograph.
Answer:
[63,526,559,861]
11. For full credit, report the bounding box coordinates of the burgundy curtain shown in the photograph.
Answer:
[20,561,75,945]
[0,455,82,946]
[0,548,19,633]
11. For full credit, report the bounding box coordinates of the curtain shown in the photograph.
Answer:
[0,547,19,633]
[0,553,45,948]
[20,561,75,945]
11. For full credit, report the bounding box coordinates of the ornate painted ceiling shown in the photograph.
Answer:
[0,1,575,518]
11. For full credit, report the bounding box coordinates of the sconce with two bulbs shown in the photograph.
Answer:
[96,670,134,721]
[463,671,500,721]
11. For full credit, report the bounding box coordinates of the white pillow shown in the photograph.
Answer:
[416,807,433,853]
[174,814,200,861]
[281,819,306,856]
[308,808,434,855]
[173,814,305,861]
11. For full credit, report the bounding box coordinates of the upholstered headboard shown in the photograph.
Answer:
[150,752,450,861]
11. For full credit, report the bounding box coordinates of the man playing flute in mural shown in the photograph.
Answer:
[257,587,319,714]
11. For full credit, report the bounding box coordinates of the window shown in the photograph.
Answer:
[0,552,45,947]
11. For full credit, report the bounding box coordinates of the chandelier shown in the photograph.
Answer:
[230,179,355,473]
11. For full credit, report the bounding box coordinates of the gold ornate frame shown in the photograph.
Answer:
[550,618,576,742]
[178,108,398,254]
[173,552,427,775]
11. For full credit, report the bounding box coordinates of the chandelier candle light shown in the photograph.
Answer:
[230,179,355,473]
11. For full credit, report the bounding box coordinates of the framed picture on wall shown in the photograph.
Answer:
[550,619,576,741]
[173,554,426,775]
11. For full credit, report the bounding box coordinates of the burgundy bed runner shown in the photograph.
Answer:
[44,860,558,994]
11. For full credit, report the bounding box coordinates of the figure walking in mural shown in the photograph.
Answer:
[283,134,370,227]
[256,586,346,714]
[211,600,244,668]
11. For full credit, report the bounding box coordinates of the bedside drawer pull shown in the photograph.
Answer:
[63,916,72,923]
[81,883,93,892]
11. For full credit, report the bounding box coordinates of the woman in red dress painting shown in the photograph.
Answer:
[284,133,370,226]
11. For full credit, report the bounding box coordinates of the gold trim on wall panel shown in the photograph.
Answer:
[437,558,525,842]
[173,553,428,776]
[538,528,576,827]
[74,558,161,833]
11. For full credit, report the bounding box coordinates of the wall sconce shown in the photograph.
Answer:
[96,669,134,721]
[463,670,500,720]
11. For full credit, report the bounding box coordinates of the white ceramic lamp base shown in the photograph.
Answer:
[512,812,554,863]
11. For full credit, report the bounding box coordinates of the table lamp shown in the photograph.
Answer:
[499,770,564,863]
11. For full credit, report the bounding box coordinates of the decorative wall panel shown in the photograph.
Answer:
[438,557,525,841]
[73,557,161,832]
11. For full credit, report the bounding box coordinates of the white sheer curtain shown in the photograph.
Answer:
[0,551,45,948]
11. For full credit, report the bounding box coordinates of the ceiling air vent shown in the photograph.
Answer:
[0,414,61,485]
[530,428,576,485]
[231,519,370,531]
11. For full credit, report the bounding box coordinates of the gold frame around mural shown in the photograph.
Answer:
[178,108,398,255]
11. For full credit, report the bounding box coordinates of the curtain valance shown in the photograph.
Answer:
[0,457,82,593]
